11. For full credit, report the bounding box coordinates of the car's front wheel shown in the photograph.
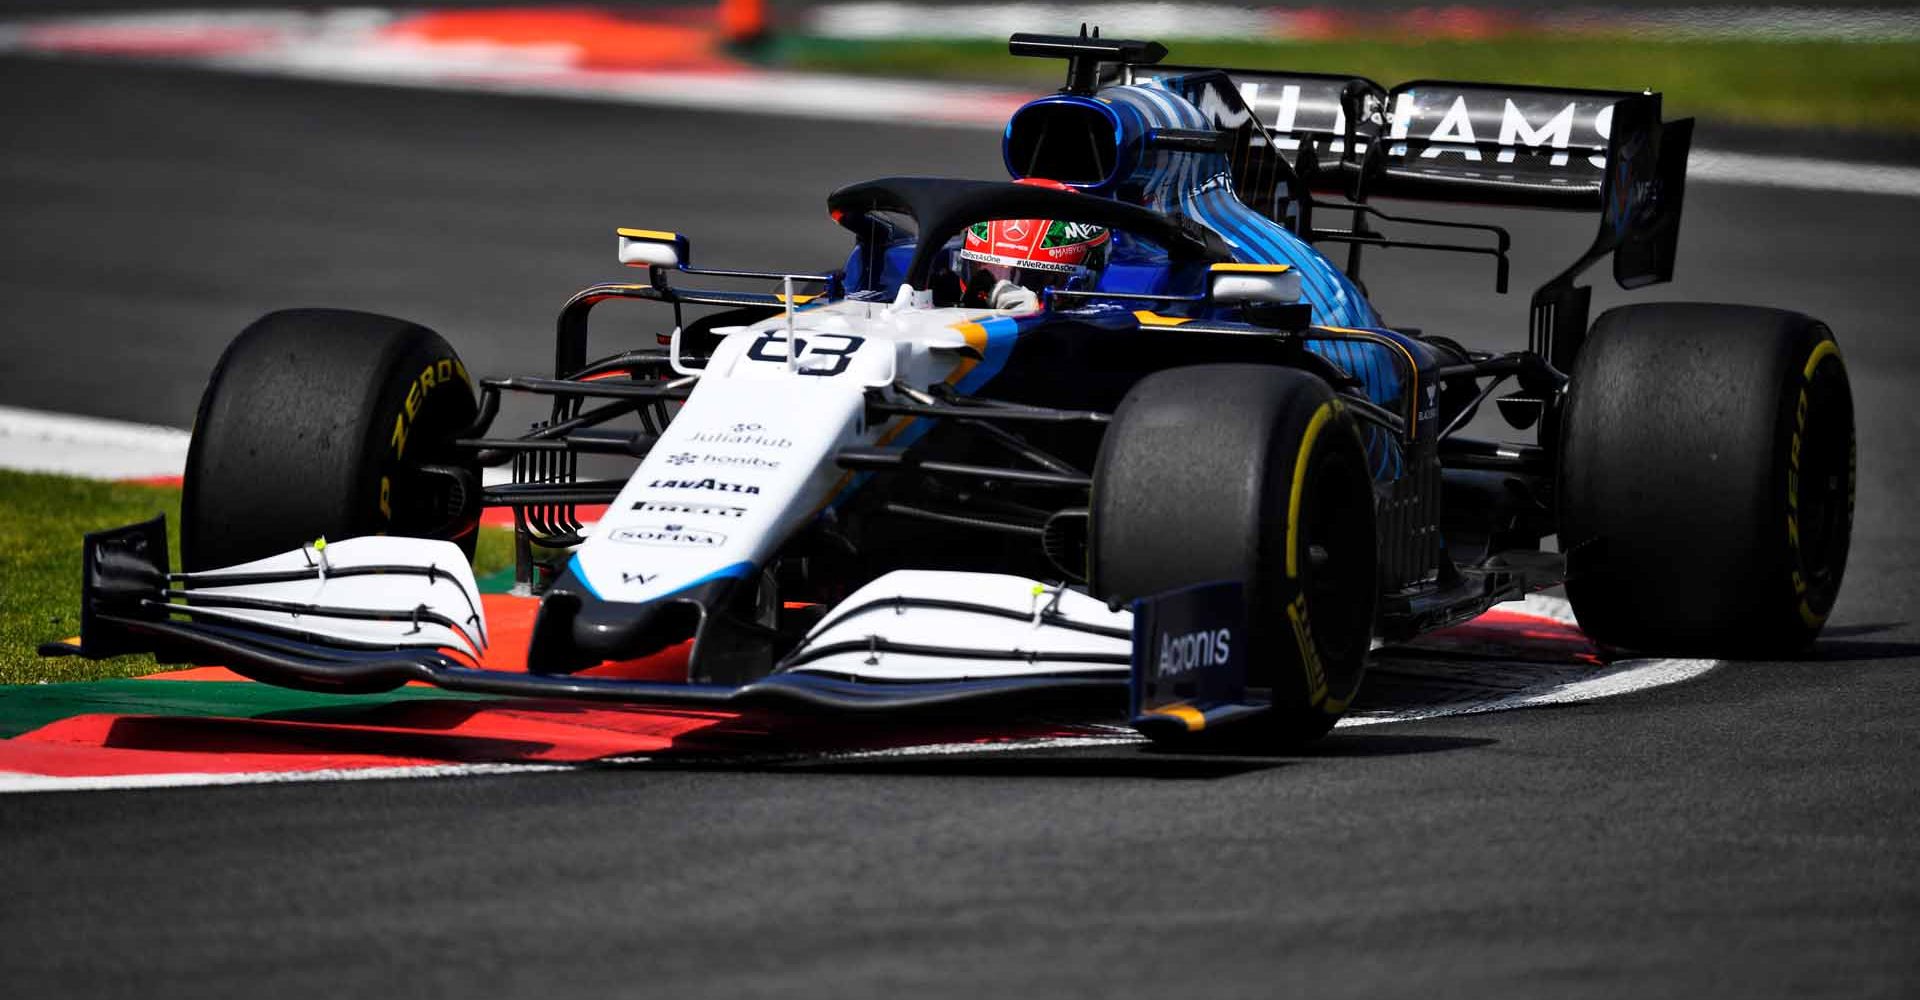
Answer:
[1091,365,1377,747]
[181,308,480,571]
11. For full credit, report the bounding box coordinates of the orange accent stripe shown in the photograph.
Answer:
[1208,262,1292,273]
[1314,325,1420,435]
[1133,311,1192,327]
[942,321,990,386]
[1147,704,1206,732]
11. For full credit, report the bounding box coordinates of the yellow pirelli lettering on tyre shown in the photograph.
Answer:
[389,358,469,459]
[1787,340,1840,627]
[1287,593,1328,705]
[1283,399,1341,707]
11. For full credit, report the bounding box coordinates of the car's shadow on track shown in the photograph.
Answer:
[1290,732,1498,758]
[698,753,1284,780]
[1804,636,1920,661]
[638,734,1495,780]
[1818,622,1906,638]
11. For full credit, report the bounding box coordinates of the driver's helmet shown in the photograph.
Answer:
[954,177,1111,296]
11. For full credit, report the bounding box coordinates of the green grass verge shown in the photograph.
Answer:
[0,677,498,739]
[0,469,514,685]
[772,36,1920,132]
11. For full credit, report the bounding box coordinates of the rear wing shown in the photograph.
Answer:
[1131,66,1690,212]
[1127,62,1693,368]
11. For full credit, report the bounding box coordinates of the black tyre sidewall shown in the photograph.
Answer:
[1559,303,1854,653]
[182,308,477,571]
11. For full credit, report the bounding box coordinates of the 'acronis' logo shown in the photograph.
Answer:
[1157,628,1232,678]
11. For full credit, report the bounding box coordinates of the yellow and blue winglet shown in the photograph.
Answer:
[617,228,691,270]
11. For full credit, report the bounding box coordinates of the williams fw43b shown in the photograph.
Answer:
[48,32,1855,746]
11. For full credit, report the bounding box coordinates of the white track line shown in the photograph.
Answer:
[0,762,567,795]
[206,52,1027,127]
[0,408,520,488]
[811,4,1920,42]
[1338,656,1718,727]
[1689,148,1920,199]
[814,3,1276,39]
[0,404,189,480]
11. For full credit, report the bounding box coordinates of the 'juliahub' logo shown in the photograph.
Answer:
[688,428,792,449]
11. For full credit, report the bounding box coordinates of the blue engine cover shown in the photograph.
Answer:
[1003,83,1378,328]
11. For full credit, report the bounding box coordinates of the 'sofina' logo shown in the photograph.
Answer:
[608,524,726,547]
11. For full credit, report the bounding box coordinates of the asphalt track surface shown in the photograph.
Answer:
[3,51,1919,998]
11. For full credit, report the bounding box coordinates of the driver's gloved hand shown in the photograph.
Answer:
[990,279,1040,312]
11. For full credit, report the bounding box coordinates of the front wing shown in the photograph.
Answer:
[45,518,1266,730]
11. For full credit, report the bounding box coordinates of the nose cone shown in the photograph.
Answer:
[527,565,737,675]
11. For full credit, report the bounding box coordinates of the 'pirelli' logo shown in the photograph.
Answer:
[630,500,746,519]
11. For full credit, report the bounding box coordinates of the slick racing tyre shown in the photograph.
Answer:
[1091,365,1377,747]
[1559,303,1854,654]
[182,308,480,572]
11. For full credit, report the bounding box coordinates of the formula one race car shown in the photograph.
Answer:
[49,32,1855,746]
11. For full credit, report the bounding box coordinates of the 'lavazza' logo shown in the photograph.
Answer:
[649,477,760,495]
[608,524,726,548]
[1157,628,1232,678]
[631,500,746,519]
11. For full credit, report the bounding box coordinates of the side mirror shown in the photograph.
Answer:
[617,228,690,270]
[1207,263,1301,306]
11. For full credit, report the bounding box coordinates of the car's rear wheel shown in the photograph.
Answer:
[1559,302,1854,653]
[181,308,480,571]
[1091,365,1377,747]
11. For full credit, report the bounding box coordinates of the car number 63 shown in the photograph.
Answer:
[745,331,866,377]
